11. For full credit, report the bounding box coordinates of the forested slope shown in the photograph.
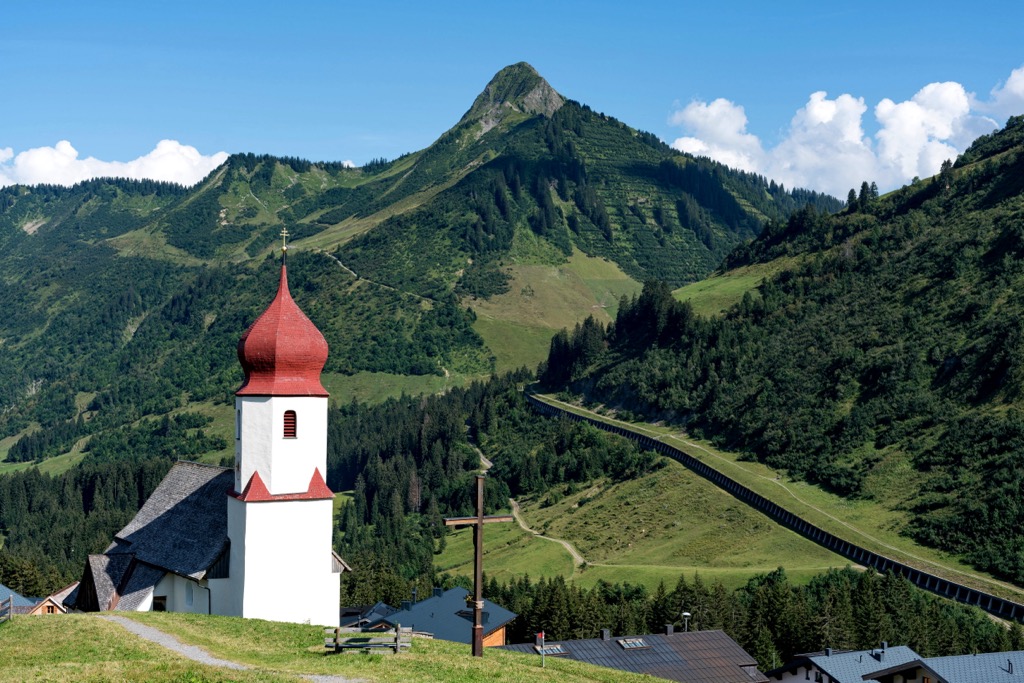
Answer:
[0,62,837,596]
[541,115,1024,584]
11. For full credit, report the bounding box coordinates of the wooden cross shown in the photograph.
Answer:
[444,474,514,656]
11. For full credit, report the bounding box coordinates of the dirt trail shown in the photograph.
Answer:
[508,498,586,568]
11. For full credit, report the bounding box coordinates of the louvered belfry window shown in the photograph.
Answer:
[283,410,297,438]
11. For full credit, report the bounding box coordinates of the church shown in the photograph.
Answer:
[68,249,346,625]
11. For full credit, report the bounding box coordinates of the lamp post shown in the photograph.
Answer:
[682,611,691,632]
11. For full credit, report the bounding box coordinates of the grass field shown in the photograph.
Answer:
[0,612,668,683]
[321,370,473,405]
[672,258,799,317]
[0,614,281,682]
[436,522,577,582]
[472,249,641,372]
[533,393,1024,603]
[436,459,848,592]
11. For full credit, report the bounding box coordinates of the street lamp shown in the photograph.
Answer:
[682,611,691,632]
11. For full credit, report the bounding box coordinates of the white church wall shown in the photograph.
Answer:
[152,573,210,615]
[238,497,339,626]
[235,396,327,495]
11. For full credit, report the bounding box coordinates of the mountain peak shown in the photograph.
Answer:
[459,62,564,128]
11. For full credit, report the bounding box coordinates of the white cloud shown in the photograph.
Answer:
[669,98,764,172]
[0,140,229,189]
[978,65,1024,121]
[668,66,1024,197]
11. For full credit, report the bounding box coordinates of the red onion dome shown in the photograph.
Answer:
[236,264,329,397]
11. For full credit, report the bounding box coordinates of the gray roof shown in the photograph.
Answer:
[864,650,1024,683]
[376,587,517,643]
[115,563,166,611]
[767,646,920,683]
[501,629,766,683]
[0,582,36,607]
[114,461,233,579]
[87,553,134,611]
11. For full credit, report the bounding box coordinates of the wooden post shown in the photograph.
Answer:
[444,474,514,657]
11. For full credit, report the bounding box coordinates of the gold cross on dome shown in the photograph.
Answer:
[280,226,290,252]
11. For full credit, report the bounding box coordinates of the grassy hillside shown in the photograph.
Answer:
[437,455,848,592]
[472,248,641,370]
[541,114,1024,587]
[0,612,672,683]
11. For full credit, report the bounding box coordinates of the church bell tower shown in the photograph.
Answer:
[222,237,341,626]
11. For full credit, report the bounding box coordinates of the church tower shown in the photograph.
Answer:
[217,244,341,626]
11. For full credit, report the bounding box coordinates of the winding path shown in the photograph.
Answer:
[508,498,586,568]
[317,250,436,304]
[473,444,586,569]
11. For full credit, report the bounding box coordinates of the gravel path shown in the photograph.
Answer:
[99,615,364,682]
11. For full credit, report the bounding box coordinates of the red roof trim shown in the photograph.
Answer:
[231,469,334,503]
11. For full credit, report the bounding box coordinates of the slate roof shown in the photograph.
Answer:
[86,553,135,611]
[374,587,517,643]
[116,563,167,611]
[0,582,36,607]
[114,461,233,579]
[341,601,400,628]
[501,629,767,683]
[863,650,1024,683]
[766,646,920,683]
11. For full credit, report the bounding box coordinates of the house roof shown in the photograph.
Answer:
[49,582,80,606]
[341,601,400,628]
[114,461,233,580]
[766,646,920,683]
[0,582,36,607]
[236,262,329,397]
[864,650,1024,683]
[375,587,517,643]
[501,629,767,683]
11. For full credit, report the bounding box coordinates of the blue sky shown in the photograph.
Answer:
[2,1,1023,195]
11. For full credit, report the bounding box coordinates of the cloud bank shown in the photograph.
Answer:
[0,140,229,189]
[669,65,1024,197]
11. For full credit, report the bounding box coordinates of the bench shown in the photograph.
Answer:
[324,625,413,654]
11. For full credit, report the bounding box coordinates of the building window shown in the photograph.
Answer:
[186,582,194,607]
[153,596,167,612]
[46,605,55,614]
[283,410,297,438]
[235,409,241,440]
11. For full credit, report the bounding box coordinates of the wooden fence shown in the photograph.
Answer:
[0,595,13,624]
[324,625,413,654]
[526,393,1024,623]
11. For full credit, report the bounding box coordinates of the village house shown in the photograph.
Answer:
[500,625,767,683]
[355,587,517,647]
[765,644,1024,683]
[765,645,920,683]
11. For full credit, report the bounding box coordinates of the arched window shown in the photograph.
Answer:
[283,410,297,438]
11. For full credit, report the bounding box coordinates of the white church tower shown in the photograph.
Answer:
[214,245,341,626]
